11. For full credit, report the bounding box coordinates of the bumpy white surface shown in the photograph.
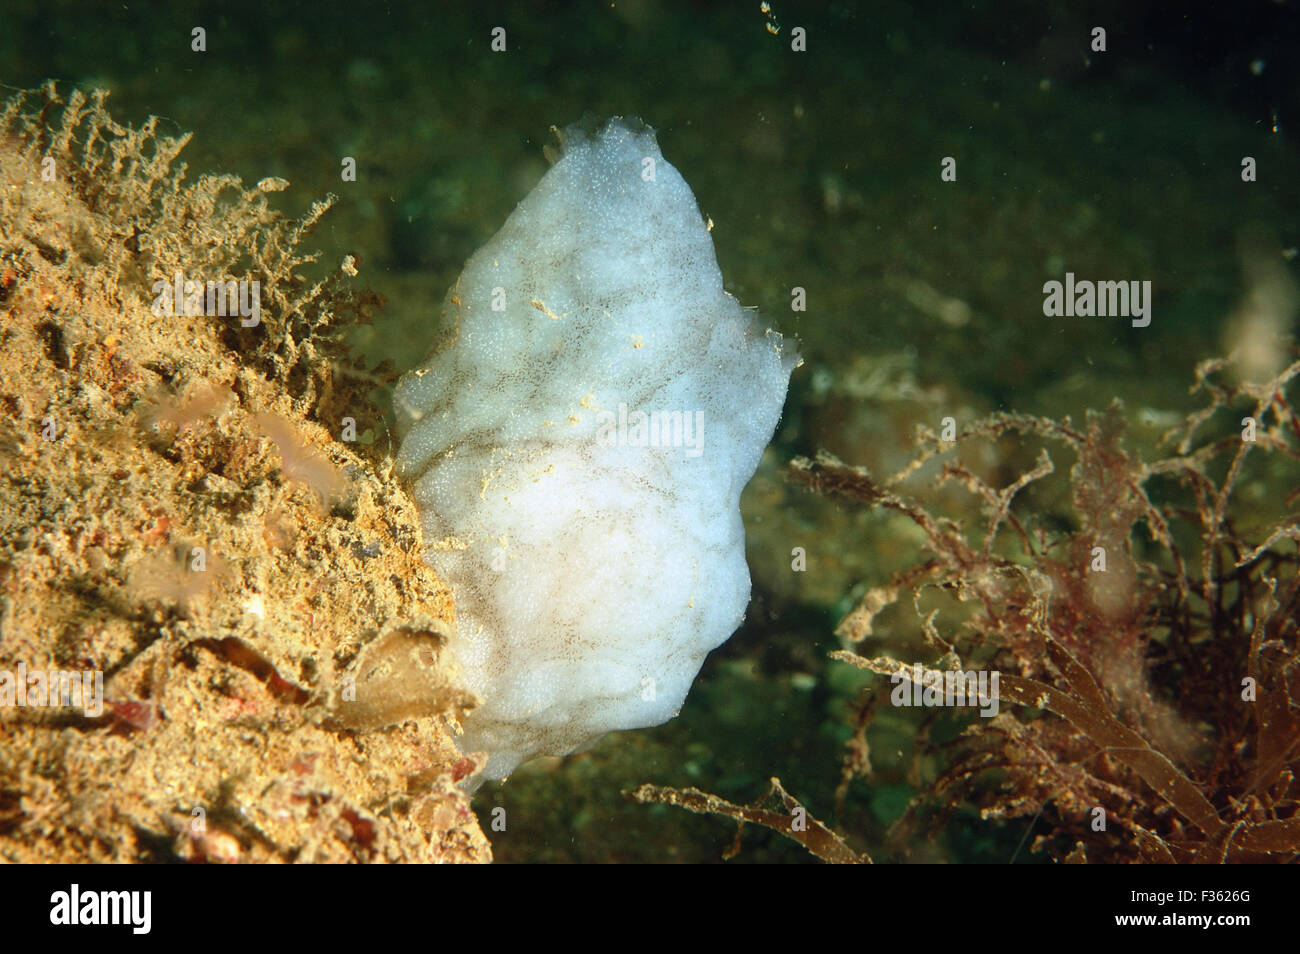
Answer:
[394,119,798,782]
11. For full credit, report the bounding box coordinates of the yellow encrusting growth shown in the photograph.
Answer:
[0,83,489,863]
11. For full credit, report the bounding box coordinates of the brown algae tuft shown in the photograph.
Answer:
[635,354,1300,864]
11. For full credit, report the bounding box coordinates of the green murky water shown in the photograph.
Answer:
[8,0,1296,862]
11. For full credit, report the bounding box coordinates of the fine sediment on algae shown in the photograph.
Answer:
[0,83,489,863]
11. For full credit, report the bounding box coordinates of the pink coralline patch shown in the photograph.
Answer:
[103,699,162,733]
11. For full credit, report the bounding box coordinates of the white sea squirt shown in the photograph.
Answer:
[393,118,799,783]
